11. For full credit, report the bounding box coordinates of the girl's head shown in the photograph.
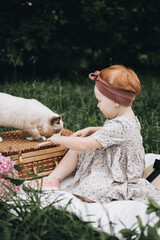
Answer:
[99,65,141,94]
[89,65,141,119]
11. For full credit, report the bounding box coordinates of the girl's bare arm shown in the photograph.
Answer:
[47,134,101,151]
[72,126,102,137]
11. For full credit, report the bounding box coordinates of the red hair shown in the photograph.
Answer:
[100,65,141,94]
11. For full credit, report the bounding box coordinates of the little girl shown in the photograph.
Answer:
[28,65,160,204]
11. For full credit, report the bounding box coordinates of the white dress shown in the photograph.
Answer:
[65,116,160,203]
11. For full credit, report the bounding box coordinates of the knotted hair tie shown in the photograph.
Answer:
[89,71,136,106]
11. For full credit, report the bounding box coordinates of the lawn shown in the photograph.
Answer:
[0,72,159,153]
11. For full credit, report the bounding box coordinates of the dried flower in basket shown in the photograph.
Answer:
[0,153,23,198]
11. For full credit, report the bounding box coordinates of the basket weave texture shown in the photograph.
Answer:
[0,128,73,179]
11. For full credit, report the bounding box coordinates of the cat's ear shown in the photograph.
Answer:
[50,116,60,125]
[59,113,66,120]
[50,113,66,126]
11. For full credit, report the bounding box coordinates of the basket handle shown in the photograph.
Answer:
[33,163,37,175]
[18,152,23,163]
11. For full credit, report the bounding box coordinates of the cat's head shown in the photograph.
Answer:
[45,113,66,135]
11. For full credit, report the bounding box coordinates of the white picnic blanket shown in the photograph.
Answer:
[19,153,160,237]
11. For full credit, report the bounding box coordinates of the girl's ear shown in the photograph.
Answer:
[59,113,66,120]
[114,102,119,108]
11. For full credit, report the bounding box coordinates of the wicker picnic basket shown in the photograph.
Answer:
[0,128,73,179]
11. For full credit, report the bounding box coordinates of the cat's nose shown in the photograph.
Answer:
[54,129,61,134]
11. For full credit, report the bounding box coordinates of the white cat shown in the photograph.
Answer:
[0,93,65,142]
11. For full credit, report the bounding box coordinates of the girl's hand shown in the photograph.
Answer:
[72,127,91,137]
[47,134,60,143]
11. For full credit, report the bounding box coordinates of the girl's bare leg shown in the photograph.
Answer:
[47,150,79,182]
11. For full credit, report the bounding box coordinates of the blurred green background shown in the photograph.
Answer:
[0,0,159,153]
[1,0,160,81]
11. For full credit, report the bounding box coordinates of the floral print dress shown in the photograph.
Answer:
[65,116,160,204]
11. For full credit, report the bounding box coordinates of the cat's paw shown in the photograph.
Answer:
[0,137,3,142]
[34,136,47,142]
[25,136,46,142]
[26,136,34,141]
[41,136,47,141]
[37,136,47,142]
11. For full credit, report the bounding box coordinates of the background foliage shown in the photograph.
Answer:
[1,0,160,80]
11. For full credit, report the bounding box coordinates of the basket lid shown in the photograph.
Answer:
[0,128,73,156]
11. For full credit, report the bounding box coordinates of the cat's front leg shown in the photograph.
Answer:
[0,137,3,142]
[23,128,46,142]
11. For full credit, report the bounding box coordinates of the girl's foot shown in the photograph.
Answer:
[24,177,60,191]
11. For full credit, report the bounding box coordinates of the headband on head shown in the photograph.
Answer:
[89,71,135,106]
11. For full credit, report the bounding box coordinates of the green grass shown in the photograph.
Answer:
[0,73,159,153]
[0,190,114,240]
[0,190,160,240]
